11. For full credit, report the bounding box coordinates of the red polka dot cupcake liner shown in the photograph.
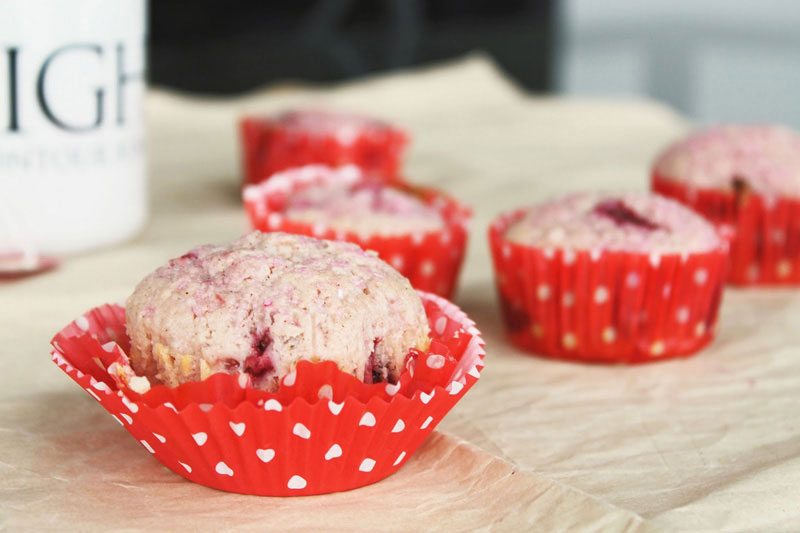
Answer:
[488,210,729,364]
[243,165,471,299]
[50,292,484,496]
[239,115,407,186]
[653,172,800,285]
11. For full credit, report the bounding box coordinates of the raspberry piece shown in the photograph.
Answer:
[593,199,661,231]
[244,332,274,378]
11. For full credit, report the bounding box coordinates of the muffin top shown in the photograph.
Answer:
[279,168,444,239]
[504,193,722,254]
[275,110,392,144]
[654,125,800,198]
[125,232,430,391]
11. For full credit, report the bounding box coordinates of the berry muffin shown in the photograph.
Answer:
[283,172,445,238]
[240,109,407,186]
[51,232,485,496]
[125,232,431,391]
[489,192,729,363]
[244,165,470,298]
[653,125,800,285]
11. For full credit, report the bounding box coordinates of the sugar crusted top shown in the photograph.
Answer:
[283,172,444,238]
[655,124,800,198]
[125,232,430,391]
[504,193,722,254]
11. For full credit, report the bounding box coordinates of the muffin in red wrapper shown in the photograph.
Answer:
[240,109,408,186]
[489,193,729,364]
[50,234,484,496]
[243,165,471,299]
[653,124,800,285]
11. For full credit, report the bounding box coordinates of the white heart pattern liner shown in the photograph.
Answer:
[215,461,234,476]
[287,475,307,490]
[328,400,344,415]
[256,448,276,463]
[419,391,434,404]
[359,412,376,427]
[263,399,283,412]
[292,423,311,439]
[448,381,464,395]
[192,432,208,446]
[52,291,486,496]
[324,444,343,460]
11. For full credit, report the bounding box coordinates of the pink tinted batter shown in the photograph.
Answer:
[655,125,800,198]
[504,192,722,254]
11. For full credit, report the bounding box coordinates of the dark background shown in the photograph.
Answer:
[148,0,554,95]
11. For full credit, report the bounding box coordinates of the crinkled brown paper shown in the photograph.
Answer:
[1,55,797,531]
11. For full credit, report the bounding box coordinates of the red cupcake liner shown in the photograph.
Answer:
[239,115,407,186]
[50,292,484,496]
[653,172,800,285]
[243,165,471,298]
[488,209,729,364]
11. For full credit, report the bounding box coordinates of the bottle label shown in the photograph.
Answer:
[0,0,147,255]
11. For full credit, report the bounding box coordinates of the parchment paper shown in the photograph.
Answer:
[1,54,798,531]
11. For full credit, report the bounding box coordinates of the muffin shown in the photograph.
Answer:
[51,232,484,496]
[125,232,430,392]
[240,109,407,186]
[283,174,445,238]
[243,165,471,298]
[489,192,729,363]
[653,125,800,285]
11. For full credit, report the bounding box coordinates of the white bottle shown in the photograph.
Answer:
[0,0,147,257]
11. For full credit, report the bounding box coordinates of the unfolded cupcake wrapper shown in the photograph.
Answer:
[239,117,408,186]
[653,172,800,285]
[488,210,729,364]
[50,292,484,496]
[243,165,471,298]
